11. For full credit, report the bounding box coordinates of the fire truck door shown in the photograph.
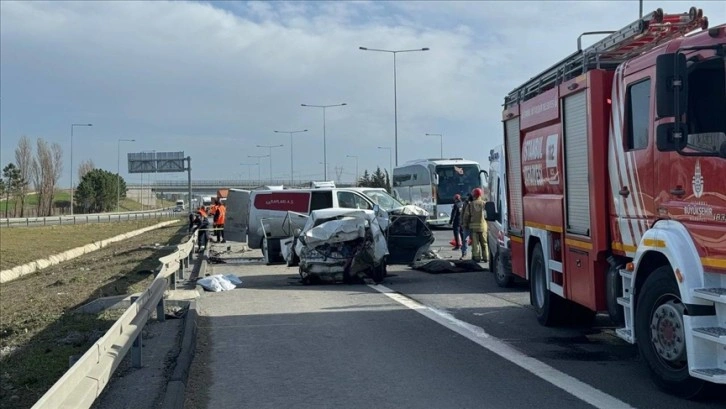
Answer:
[612,75,655,252]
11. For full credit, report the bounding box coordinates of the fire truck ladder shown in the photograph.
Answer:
[505,7,709,105]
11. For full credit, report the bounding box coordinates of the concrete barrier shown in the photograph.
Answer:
[0,220,179,284]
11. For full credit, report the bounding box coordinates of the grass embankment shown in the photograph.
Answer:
[1,191,175,215]
[0,192,70,214]
[0,219,181,270]
[0,222,188,409]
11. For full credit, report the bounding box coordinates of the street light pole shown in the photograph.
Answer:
[359,46,430,166]
[248,155,269,181]
[301,103,347,180]
[256,144,283,182]
[274,129,307,186]
[117,138,135,212]
[346,155,359,186]
[70,123,92,215]
[425,133,443,158]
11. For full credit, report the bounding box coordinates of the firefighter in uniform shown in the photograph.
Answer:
[462,188,488,263]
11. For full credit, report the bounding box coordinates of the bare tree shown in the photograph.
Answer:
[30,158,42,216]
[49,142,63,215]
[77,159,95,182]
[34,139,53,216]
[14,136,33,216]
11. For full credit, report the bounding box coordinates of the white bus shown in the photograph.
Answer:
[392,158,487,226]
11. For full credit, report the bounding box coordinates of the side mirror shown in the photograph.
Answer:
[656,53,688,118]
[372,204,381,214]
[433,174,439,185]
[294,228,301,236]
[480,169,489,182]
[656,123,688,152]
[484,201,498,222]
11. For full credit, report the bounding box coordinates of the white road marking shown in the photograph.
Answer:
[370,284,636,409]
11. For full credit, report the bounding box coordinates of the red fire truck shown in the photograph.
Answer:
[489,7,725,397]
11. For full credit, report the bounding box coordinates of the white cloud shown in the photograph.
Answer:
[1,0,723,185]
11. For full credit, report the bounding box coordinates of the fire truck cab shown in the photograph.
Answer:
[495,7,725,397]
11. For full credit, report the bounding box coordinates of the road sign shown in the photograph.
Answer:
[128,151,186,174]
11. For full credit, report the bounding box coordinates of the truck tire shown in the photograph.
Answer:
[493,252,513,288]
[635,266,705,398]
[530,243,565,326]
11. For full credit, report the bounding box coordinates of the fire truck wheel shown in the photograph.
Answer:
[635,266,706,398]
[530,243,565,326]
[494,253,513,288]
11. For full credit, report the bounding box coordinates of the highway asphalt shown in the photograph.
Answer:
[185,230,726,409]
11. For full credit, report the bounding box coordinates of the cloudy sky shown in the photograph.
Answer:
[1,1,724,187]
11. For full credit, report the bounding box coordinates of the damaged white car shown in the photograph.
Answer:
[287,205,434,285]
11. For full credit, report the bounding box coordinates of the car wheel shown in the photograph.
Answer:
[493,253,513,288]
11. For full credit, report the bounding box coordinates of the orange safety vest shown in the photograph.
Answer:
[209,204,218,219]
[217,205,226,225]
[198,207,207,217]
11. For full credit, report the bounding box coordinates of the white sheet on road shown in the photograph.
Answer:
[197,274,242,292]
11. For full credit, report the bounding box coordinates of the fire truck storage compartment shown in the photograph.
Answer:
[563,90,591,237]
[504,117,523,235]
[565,247,596,310]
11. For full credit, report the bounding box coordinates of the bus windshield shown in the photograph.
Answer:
[362,189,403,211]
[436,165,481,204]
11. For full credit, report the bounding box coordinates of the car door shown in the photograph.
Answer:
[223,189,250,242]
[386,213,435,264]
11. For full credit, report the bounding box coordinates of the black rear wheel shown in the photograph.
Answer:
[530,243,565,326]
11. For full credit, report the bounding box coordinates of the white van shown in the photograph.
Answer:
[223,187,405,262]
[175,200,185,212]
[484,145,514,287]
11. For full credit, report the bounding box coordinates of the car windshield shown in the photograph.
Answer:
[362,190,403,211]
[436,165,481,204]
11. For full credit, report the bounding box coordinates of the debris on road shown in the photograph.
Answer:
[411,259,486,274]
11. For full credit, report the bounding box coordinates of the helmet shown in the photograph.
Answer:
[472,188,483,198]
[454,194,461,201]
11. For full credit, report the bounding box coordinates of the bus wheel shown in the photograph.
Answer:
[635,266,705,398]
[530,243,564,326]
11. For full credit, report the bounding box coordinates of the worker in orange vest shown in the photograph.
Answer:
[208,201,219,239]
[212,200,226,243]
[198,206,207,217]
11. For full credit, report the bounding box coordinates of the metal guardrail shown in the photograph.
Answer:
[126,179,355,189]
[31,231,198,409]
[0,209,177,228]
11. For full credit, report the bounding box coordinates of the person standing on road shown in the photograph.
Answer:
[213,200,226,243]
[449,194,463,250]
[209,200,219,239]
[459,194,473,260]
[462,188,488,263]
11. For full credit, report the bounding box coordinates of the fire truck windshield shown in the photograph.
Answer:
[436,165,481,204]
[683,56,726,158]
